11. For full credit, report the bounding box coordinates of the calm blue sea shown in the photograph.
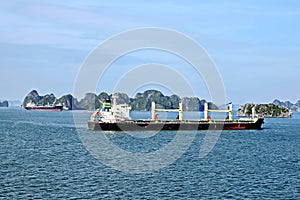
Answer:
[0,108,299,199]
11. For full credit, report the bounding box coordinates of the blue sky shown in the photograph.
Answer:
[0,0,299,104]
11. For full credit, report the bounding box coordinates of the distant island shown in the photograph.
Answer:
[0,101,8,107]
[237,103,292,118]
[22,90,298,117]
[22,90,218,111]
[272,99,300,112]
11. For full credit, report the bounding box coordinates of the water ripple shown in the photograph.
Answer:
[0,109,299,199]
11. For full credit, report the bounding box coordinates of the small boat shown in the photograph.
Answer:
[24,102,63,112]
[88,100,264,131]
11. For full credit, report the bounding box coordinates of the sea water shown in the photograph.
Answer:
[0,108,299,199]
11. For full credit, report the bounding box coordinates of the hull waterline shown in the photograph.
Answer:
[25,105,63,112]
[88,118,264,131]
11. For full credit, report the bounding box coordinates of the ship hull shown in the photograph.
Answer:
[25,105,63,112]
[88,118,264,131]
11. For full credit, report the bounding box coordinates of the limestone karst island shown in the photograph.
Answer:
[21,89,296,119]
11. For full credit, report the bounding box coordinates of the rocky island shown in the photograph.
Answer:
[23,90,297,117]
[23,89,218,111]
[0,101,9,107]
[237,103,292,118]
[272,99,300,112]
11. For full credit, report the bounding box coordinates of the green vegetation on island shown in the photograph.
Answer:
[23,89,217,111]
[273,99,300,112]
[22,90,50,107]
[22,90,297,117]
[237,103,292,118]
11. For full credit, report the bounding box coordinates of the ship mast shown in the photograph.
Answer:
[204,102,233,120]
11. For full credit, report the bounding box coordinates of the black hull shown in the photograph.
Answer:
[88,118,264,131]
[25,105,63,112]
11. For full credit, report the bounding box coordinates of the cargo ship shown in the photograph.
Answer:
[88,100,264,131]
[24,102,63,112]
